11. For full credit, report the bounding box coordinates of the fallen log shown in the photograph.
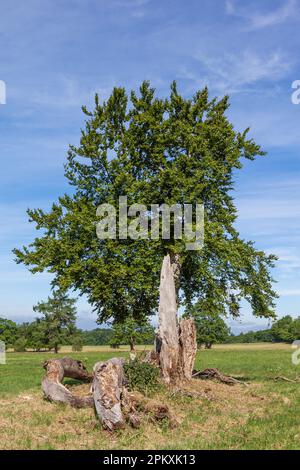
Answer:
[42,357,93,408]
[92,358,126,431]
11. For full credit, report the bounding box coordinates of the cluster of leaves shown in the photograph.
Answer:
[124,358,160,395]
[81,328,114,345]
[71,336,83,351]
[271,315,300,343]
[185,303,230,348]
[109,315,154,351]
[0,318,19,348]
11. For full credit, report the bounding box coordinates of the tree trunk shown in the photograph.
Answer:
[178,318,197,380]
[156,254,180,383]
[92,358,126,431]
[129,339,135,352]
[156,254,197,383]
[42,357,93,408]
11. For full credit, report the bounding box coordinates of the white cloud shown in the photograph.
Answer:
[237,197,300,220]
[226,0,297,30]
[190,49,291,95]
[279,289,300,296]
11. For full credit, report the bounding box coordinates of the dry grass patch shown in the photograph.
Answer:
[0,378,275,450]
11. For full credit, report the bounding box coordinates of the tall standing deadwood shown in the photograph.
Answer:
[92,358,126,431]
[178,318,197,380]
[42,357,93,408]
[156,254,197,383]
[156,254,180,383]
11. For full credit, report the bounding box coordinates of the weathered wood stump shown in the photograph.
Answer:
[178,318,197,380]
[92,358,126,431]
[42,357,93,408]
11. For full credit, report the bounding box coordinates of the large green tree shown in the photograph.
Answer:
[32,291,77,353]
[14,81,277,328]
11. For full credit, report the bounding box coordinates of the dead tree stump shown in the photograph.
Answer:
[156,254,197,383]
[42,357,93,408]
[178,318,197,380]
[92,358,126,431]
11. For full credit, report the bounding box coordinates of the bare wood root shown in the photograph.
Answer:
[192,367,246,386]
[273,376,299,383]
[92,358,126,431]
[42,357,93,408]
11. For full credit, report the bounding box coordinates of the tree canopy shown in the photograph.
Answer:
[14,81,277,324]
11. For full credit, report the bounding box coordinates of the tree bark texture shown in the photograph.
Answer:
[92,358,126,431]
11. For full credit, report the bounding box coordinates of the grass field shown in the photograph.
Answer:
[1,343,300,450]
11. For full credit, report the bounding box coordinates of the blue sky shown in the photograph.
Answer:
[0,0,300,332]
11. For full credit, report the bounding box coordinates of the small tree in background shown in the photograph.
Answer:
[33,291,77,353]
[72,335,83,352]
[110,315,154,352]
[271,315,300,343]
[0,318,18,348]
[186,304,230,348]
[13,337,27,352]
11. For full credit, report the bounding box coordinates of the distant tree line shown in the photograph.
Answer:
[226,315,300,344]
[1,312,300,352]
[0,296,155,352]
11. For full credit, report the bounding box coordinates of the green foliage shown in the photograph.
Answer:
[227,329,274,343]
[32,291,77,353]
[124,358,160,395]
[14,337,27,352]
[185,304,230,348]
[0,317,18,348]
[14,81,277,324]
[71,336,83,351]
[110,315,154,351]
[271,315,300,343]
[81,328,113,345]
[227,316,300,344]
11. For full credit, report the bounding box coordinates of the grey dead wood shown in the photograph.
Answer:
[42,357,93,408]
[92,357,126,431]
